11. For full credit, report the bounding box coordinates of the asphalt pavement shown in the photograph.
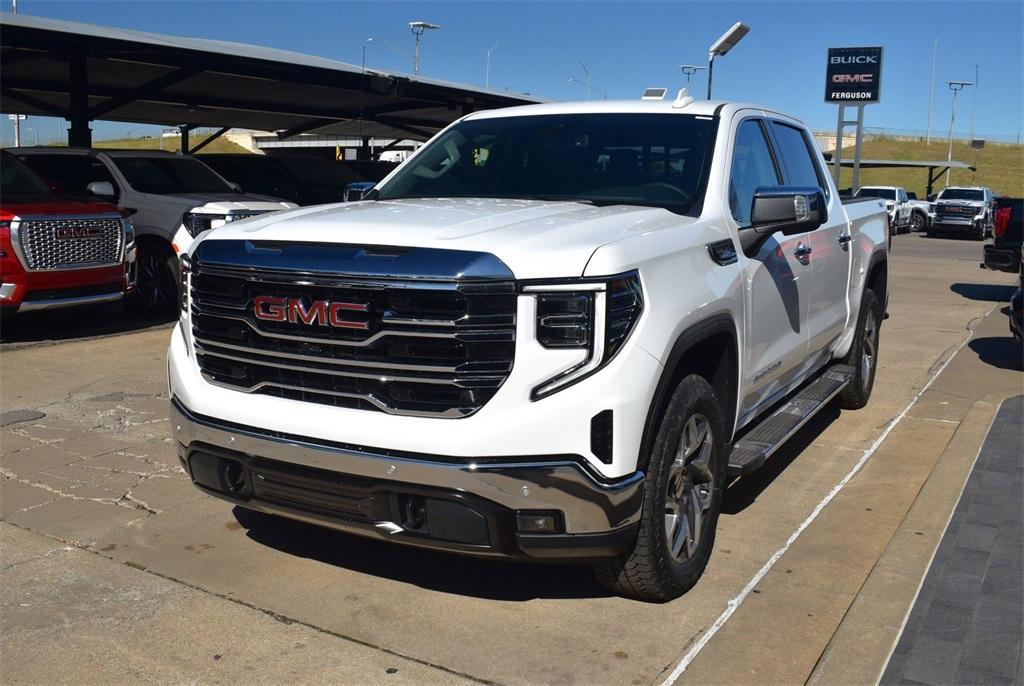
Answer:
[2,232,1021,685]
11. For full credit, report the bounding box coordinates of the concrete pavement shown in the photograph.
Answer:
[2,233,1020,685]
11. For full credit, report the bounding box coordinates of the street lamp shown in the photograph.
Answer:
[364,37,412,70]
[568,77,607,100]
[485,41,504,89]
[706,22,750,99]
[409,21,441,76]
[679,64,707,94]
[945,80,974,187]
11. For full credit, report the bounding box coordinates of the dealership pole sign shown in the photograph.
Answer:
[825,47,883,103]
[827,46,883,191]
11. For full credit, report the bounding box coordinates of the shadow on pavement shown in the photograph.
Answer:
[232,506,614,601]
[967,336,1024,372]
[0,301,175,346]
[950,283,1017,302]
[722,405,842,516]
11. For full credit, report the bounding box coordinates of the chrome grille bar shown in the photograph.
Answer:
[11,215,124,271]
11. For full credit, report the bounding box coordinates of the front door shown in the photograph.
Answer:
[767,120,852,355]
[728,117,813,422]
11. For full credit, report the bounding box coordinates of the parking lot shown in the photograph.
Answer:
[1,232,1020,685]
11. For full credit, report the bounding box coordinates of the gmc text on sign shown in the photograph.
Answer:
[825,47,883,104]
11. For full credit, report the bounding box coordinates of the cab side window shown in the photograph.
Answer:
[770,122,825,196]
[729,119,780,225]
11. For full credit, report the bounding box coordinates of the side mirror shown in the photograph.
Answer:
[87,181,115,198]
[749,186,827,236]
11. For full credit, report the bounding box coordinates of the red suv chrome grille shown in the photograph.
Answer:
[14,216,124,270]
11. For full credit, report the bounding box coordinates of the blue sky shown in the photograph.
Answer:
[3,0,1022,144]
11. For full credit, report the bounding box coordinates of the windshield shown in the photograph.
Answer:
[856,187,896,200]
[112,156,235,194]
[1,152,54,196]
[938,188,984,201]
[376,113,717,215]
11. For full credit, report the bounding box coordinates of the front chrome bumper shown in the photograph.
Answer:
[170,398,644,559]
[17,290,123,312]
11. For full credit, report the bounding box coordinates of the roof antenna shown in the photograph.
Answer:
[673,89,695,108]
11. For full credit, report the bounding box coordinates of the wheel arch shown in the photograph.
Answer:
[637,313,740,472]
[865,250,888,316]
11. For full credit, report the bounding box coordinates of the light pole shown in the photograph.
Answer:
[969,64,979,142]
[679,64,707,94]
[706,22,750,100]
[926,38,937,144]
[485,41,503,89]
[568,77,607,100]
[576,60,592,99]
[945,80,974,187]
[364,37,412,69]
[409,21,441,76]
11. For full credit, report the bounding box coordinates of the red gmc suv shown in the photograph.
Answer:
[1,150,136,315]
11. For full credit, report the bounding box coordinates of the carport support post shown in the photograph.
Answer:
[67,51,91,148]
[179,125,191,154]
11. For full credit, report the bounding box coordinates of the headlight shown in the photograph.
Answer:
[179,253,191,313]
[182,211,265,237]
[527,272,643,400]
[122,219,135,249]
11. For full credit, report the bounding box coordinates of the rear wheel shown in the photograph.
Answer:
[836,289,880,410]
[592,374,727,601]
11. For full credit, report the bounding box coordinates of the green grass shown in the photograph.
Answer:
[92,134,249,154]
[834,136,1024,198]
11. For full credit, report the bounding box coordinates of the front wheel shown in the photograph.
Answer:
[593,374,727,601]
[910,213,925,233]
[836,289,880,410]
[135,247,180,315]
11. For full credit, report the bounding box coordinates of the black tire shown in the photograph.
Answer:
[910,212,925,233]
[836,289,880,410]
[593,374,728,601]
[134,246,180,314]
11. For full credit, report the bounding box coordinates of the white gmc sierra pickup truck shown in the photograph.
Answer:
[168,96,890,600]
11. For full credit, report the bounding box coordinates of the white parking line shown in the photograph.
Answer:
[658,304,995,686]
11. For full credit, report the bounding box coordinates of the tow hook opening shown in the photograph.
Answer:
[398,494,428,532]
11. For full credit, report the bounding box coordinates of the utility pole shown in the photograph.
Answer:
[12,0,22,148]
[969,64,979,142]
[926,38,937,144]
[485,41,503,89]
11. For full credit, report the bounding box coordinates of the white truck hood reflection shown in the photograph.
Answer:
[195,197,691,279]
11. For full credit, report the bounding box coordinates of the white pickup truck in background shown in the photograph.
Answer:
[168,95,890,600]
[855,185,912,233]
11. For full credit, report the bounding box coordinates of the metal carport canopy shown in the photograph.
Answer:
[834,158,977,196]
[0,13,544,147]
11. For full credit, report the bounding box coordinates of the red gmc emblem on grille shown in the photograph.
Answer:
[54,226,104,240]
[253,296,370,330]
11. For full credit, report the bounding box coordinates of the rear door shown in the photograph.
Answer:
[729,117,813,421]
[768,119,852,357]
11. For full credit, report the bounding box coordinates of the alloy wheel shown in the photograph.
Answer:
[138,253,175,312]
[664,413,715,562]
[861,307,878,392]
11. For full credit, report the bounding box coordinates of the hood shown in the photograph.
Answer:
[1,194,120,220]
[141,192,294,213]
[195,197,689,279]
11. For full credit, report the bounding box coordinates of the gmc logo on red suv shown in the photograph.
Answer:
[253,296,369,330]
[54,226,103,240]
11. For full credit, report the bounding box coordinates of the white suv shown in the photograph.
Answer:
[11,148,295,312]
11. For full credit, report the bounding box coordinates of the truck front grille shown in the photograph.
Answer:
[937,205,977,219]
[189,258,517,418]
[14,216,124,270]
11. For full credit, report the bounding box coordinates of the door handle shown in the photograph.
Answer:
[793,244,813,258]
[837,234,853,245]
